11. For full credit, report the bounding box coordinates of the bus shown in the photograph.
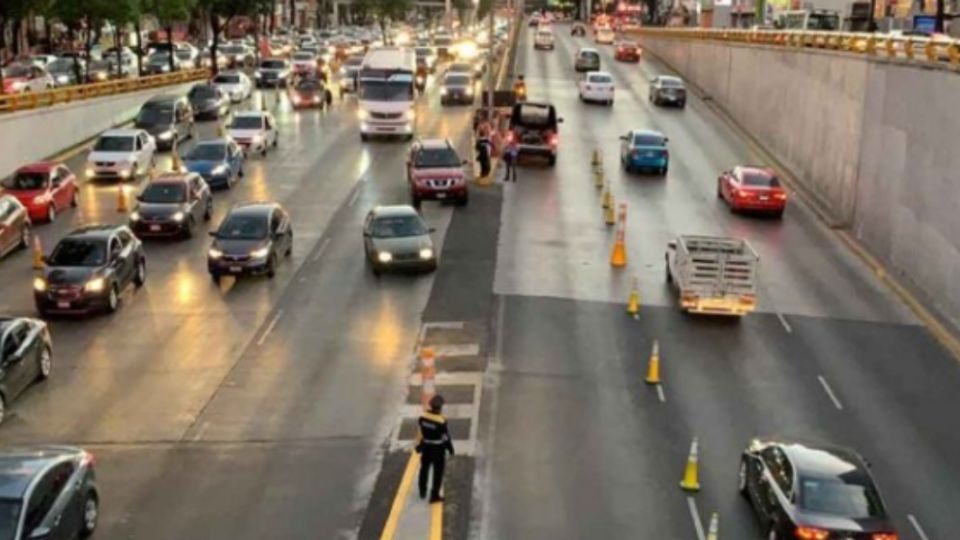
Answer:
[775,9,841,31]
[357,48,417,141]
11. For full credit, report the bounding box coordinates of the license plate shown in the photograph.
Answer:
[436,193,446,199]
[229,266,242,273]
[150,225,161,232]
[759,195,769,201]
[57,301,70,309]
[644,151,658,158]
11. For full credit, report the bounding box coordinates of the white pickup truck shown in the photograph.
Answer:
[665,235,759,316]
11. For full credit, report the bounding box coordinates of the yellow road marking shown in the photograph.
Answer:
[430,497,443,540]
[379,451,419,540]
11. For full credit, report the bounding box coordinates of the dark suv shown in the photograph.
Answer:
[507,102,563,166]
[133,94,194,150]
[130,172,212,239]
[0,445,99,539]
[207,202,293,283]
[407,139,468,207]
[33,225,146,316]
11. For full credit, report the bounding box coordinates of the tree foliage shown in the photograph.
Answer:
[354,0,412,44]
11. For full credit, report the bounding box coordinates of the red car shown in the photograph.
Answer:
[614,41,641,62]
[717,166,787,217]
[407,139,469,208]
[2,162,79,223]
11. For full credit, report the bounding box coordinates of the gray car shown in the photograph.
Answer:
[649,75,687,108]
[363,205,436,275]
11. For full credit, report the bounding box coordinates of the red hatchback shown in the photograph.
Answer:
[717,166,787,218]
[614,41,641,62]
[3,162,79,223]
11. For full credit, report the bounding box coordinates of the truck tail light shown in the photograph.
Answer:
[794,526,829,540]
[549,134,559,146]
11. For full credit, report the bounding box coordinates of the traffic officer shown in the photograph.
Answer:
[416,395,455,503]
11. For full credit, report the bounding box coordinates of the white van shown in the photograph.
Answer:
[534,28,555,50]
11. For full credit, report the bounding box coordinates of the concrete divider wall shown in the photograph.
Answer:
[0,82,194,179]
[637,34,960,328]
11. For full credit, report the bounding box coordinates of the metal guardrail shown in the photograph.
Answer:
[627,28,960,67]
[0,68,210,114]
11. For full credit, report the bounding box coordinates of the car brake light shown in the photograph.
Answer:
[774,191,787,200]
[549,134,559,146]
[506,131,515,143]
[794,526,829,540]
[872,534,898,540]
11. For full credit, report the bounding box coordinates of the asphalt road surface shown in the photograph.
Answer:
[0,71,477,538]
[472,24,960,540]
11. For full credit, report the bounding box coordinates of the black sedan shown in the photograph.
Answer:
[0,317,52,425]
[0,445,99,538]
[188,83,231,120]
[130,173,212,239]
[739,438,897,540]
[33,225,146,316]
[207,202,293,283]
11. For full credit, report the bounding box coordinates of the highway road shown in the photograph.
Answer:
[0,73,476,537]
[472,23,960,540]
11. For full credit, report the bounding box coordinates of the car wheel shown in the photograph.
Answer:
[766,522,779,540]
[360,134,369,142]
[547,155,557,167]
[238,166,245,178]
[204,201,212,221]
[261,146,268,157]
[679,101,686,109]
[266,256,277,279]
[665,260,673,283]
[80,492,99,537]
[46,204,56,223]
[0,393,6,426]
[133,259,146,287]
[272,135,278,148]
[285,233,293,257]
[37,345,52,380]
[18,225,30,250]
[106,285,119,313]
[411,195,421,210]
[71,189,79,207]
[773,209,785,220]
[457,193,469,207]
[211,272,221,285]
[737,459,749,496]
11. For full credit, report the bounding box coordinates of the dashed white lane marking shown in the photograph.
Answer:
[687,496,706,540]
[348,178,365,207]
[656,385,666,403]
[256,310,284,346]
[191,421,210,442]
[908,514,931,540]
[777,312,793,333]
[312,238,331,262]
[817,375,844,410]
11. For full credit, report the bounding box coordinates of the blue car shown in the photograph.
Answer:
[182,139,244,189]
[620,129,669,175]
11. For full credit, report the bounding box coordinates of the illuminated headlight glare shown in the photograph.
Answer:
[357,110,369,120]
[405,110,416,120]
[130,211,141,221]
[84,277,106,293]
[419,248,434,260]
[313,96,321,103]
[208,247,223,259]
[56,75,69,83]
[85,167,95,178]
[171,211,185,222]
[465,88,473,96]
[211,164,228,176]
[158,131,173,140]
[377,251,393,263]
[12,81,25,91]
[119,169,131,178]
[33,194,51,204]
[250,246,270,259]
[292,95,301,104]
[255,71,263,78]
[33,277,47,292]
[441,87,448,96]
[252,134,263,144]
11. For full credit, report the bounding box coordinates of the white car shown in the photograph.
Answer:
[534,29,555,50]
[291,51,318,76]
[578,71,615,105]
[595,27,615,45]
[212,70,252,103]
[228,111,279,157]
[1,64,54,93]
[85,129,157,181]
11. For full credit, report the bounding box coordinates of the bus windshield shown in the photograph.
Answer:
[359,80,413,101]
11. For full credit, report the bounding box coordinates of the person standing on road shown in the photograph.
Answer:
[503,139,519,183]
[476,126,492,178]
[417,395,455,503]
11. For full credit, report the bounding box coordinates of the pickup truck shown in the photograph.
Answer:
[665,235,759,316]
[506,102,563,166]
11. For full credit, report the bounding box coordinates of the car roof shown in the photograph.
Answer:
[657,75,684,84]
[100,129,141,138]
[150,172,195,184]
[0,446,84,499]
[15,162,59,173]
[737,166,775,177]
[64,224,122,240]
[227,202,278,217]
[578,47,599,54]
[417,139,452,150]
[587,71,612,78]
[778,440,871,481]
[371,205,419,218]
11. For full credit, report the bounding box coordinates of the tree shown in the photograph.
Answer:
[144,0,195,72]
[354,0,412,45]
[50,0,112,83]
[0,0,36,92]
[102,0,141,78]
[197,0,270,75]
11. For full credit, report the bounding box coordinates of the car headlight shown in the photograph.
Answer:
[250,246,270,259]
[465,88,473,96]
[56,75,69,83]
[158,131,173,141]
[208,247,223,259]
[86,167,95,178]
[255,71,263,78]
[377,251,393,263]
[33,193,51,204]
[419,248,434,260]
[162,65,170,72]
[171,211,185,222]
[11,81,25,90]
[252,134,263,144]
[33,277,47,292]
[357,110,368,120]
[211,164,228,176]
[84,277,106,293]
[119,169,131,178]
[406,110,415,120]
[441,87,448,96]
[130,211,141,221]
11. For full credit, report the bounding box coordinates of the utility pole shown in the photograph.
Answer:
[486,0,495,120]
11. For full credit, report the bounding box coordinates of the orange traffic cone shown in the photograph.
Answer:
[627,278,640,316]
[610,204,627,267]
[680,437,701,492]
[644,340,661,384]
[116,185,128,213]
[32,236,44,270]
[602,184,612,209]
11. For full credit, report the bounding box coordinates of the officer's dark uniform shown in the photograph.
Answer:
[417,404,455,502]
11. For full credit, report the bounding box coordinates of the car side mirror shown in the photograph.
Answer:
[362,231,371,237]
[428,227,436,233]
[558,118,564,123]
[208,231,218,238]
[619,135,628,141]
[664,137,669,143]
[667,241,677,250]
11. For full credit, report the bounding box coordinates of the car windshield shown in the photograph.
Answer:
[140,182,187,203]
[371,215,427,238]
[359,81,413,101]
[94,136,135,152]
[175,49,192,59]
[580,51,600,62]
[293,53,314,61]
[297,80,322,91]
[222,46,244,54]
[231,116,264,130]
[449,64,471,72]
[588,74,612,84]
[49,239,107,266]
[435,37,452,46]
[0,499,20,540]
[217,214,268,240]
[661,78,684,88]
[634,134,665,146]
[189,85,217,98]
[187,143,227,161]
[4,172,48,190]
[800,477,885,518]
[149,54,170,64]
[214,74,241,84]
[136,106,172,125]
[415,48,432,56]
[47,59,73,72]
[261,60,285,69]
[4,66,30,77]
[742,171,781,187]
[445,75,470,86]
[415,148,461,168]
[516,104,553,127]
